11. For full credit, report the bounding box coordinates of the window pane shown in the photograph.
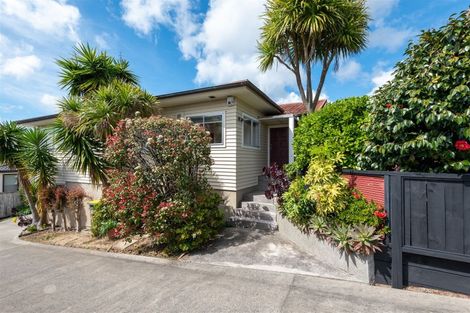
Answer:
[189,116,203,124]
[253,121,260,147]
[243,119,252,146]
[205,122,222,144]
[3,174,18,193]
[204,115,222,123]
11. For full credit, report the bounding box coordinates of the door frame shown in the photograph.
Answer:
[267,125,289,167]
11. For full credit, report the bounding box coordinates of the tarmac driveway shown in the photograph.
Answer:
[0,219,468,313]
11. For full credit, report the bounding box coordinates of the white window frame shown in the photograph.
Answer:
[186,111,225,147]
[241,113,261,149]
[2,173,18,193]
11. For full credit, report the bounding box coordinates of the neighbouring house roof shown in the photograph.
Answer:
[279,100,327,116]
[16,80,284,126]
[0,165,16,173]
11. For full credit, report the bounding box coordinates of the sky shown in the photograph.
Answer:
[0,0,467,121]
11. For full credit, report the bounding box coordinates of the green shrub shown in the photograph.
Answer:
[100,116,224,253]
[292,96,369,172]
[360,10,470,172]
[143,191,224,253]
[304,157,350,216]
[91,201,118,238]
[336,193,382,229]
[280,177,315,230]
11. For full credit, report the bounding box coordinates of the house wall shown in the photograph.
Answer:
[161,100,238,192]
[236,100,268,191]
[0,172,22,218]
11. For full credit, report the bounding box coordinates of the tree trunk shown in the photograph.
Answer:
[313,57,333,111]
[17,169,40,226]
[37,186,49,226]
[305,60,313,112]
[51,209,56,231]
[293,67,307,106]
[62,208,67,231]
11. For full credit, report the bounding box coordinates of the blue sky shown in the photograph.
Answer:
[0,0,467,121]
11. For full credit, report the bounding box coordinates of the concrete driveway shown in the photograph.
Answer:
[0,219,468,313]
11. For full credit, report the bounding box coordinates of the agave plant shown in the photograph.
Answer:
[330,225,354,252]
[309,215,332,238]
[350,224,384,255]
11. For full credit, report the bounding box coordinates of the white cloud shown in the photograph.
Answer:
[95,33,110,50]
[369,68,395,95]
[277,92,302,104]
[369,26,414,53]
[121,0,300,101]
[181,0,298,100]
[366,0,399,26]
[0,103,24,113]
[335,59,363,82]
[121,0,197,46]
[40,93,60,112]
[0,55,42,79]
[0,0,80,41]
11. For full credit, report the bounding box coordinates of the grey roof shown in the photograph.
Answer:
[16,80,283,124]
[0,165,16,172]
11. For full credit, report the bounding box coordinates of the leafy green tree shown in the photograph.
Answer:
[57,43,138,97]
[258,0,368,111]
[360,10,470,172]
[53,45,157,185]
[0,122,57,225]
[19,129,58,224]
[291,96,369,172]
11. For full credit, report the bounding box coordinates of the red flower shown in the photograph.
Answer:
[374,210,387,219]
[352,192,361,200]
[454,140,470,152]
[385,103,392,109]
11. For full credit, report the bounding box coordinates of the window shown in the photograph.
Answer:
[242,114,260,148]
[188,112,224,145]
[3,174,18,193]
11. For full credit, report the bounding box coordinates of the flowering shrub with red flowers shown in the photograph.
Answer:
[360,10,470,173]
[95,116,224,254]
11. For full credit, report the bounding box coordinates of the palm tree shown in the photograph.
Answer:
[259,0,368,111]
[53,45,158,185]
[0,122,57,226]
[57,43,139,97]
[19,128,58,225]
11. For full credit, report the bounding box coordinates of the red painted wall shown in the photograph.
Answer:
[343,174,385,207]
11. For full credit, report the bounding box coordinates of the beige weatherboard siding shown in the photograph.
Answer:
[236,99,268,190]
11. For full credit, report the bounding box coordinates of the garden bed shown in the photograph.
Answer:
[19,230,175,258]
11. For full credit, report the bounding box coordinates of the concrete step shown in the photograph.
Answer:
[227,217,278,231]
[231,207,277,222]
[243,192,275,204]
[241,201,276,212]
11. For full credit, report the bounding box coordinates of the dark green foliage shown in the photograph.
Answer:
[360,10,470,172]
[292,96,369,172]
[90,201,118,238]
[336,194,382,229]
[280,177,315,230]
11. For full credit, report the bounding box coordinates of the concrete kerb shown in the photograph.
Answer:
[13,234,370,285]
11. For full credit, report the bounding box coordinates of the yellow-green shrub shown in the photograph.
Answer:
[304,157,349,215]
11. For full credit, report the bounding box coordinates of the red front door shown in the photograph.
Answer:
[269,127,289,167]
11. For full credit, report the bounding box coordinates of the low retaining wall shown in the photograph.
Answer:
[277,215,374,284]
[342,170,385,207]
[0,192,21,218]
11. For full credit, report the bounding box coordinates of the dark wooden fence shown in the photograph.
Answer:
[388,172,470,294]
[344,170,470,294]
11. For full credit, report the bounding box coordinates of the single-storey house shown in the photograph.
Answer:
[0,165,21,218]
[16,80,325,226]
